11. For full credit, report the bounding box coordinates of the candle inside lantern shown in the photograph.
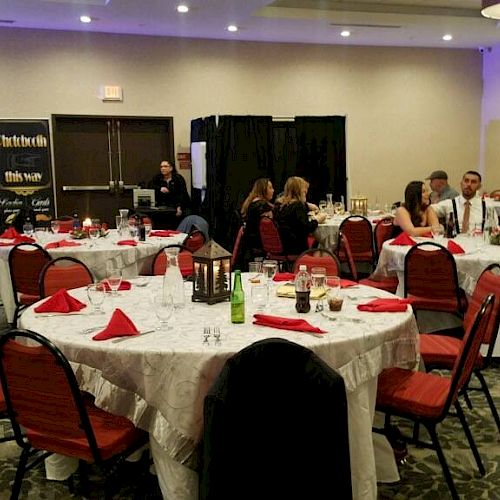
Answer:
[82,218,92,230]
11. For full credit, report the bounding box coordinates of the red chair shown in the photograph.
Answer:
[38,256,94,298]
[259,217,297,270]
[337,216,375,271]
[420,263,500,432]
[376,293,494,500]
[293,248,340,276]
[8,243,52,327]
[404,242,468,317]
[152,244,193,278]
[373,217,394,262]
[183,229,206,253]
[0,328,148,499]
[231,225,245,269]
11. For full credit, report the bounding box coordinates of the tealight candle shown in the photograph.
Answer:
[82,218,92,230]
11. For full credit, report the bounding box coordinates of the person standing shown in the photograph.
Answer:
[427,170,459,204]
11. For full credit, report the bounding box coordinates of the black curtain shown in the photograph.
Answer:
[271,122,297,196]
[295,116,346,205]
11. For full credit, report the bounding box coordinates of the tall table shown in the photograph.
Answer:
[0,231,186,324]
[20,277,419,500]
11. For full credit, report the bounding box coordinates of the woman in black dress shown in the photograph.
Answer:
[274,177,326,255]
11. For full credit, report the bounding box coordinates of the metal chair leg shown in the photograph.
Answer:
[10,447,30,500]
[475,370,500,433]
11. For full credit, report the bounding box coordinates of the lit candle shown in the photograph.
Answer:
[82,218,92,230]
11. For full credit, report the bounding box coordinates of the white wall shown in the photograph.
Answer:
[0,28,483,205]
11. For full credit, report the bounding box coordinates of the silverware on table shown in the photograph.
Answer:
[112,329,156,343]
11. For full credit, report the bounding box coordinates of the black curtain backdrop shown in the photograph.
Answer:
[190,115,346,251]
[295,116,346,205]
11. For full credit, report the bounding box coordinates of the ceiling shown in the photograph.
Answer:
[0,0,499,49]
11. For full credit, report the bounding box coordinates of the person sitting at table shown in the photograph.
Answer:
[239,178,275,266]
[148,160,191,219]
[426,170,458,204]
[273,176,326,255]
[394,180,439,236]
[432,170,498,234]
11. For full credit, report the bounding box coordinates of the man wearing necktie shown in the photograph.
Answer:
[433,171,498,233]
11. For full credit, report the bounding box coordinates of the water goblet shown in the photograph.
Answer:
[251,284,268,312]
[153,293,174,330]
[262,260,278,306]
[50,220,60,234]
[88,223,101,247]
[86,283,106,314]
[311,266,327,312]
[431,224,445,245]
[106,268,122,296]
[23,222,34,237]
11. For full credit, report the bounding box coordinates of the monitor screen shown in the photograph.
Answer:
[133,189,155,208]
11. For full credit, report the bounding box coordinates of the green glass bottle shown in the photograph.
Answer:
[231,270,245,324]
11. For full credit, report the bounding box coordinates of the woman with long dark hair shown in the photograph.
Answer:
[394,180,438,236]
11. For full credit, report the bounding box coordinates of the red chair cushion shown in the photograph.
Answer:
[359,276,398,293]
[19,293,40,305]
[377,367,451,419]
[420,334,483,370]
[406,294,462,314]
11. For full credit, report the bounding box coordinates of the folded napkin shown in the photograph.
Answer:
[92,308,139,341]
[34,288,87,313]
[390,233,416,246]
[117,239,138,246]
[273,272,296,282]
[45,240,82,249]
[0,227,21,239]
[357,298,412,313]
[101,280,132,292]
[150,230,181,237]
[340,279,358,288]
[447,240,465,255]
[253,314,327,334]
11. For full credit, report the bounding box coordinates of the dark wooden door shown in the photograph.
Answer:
[52,115,174,224]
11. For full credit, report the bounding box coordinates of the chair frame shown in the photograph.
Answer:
[151,244,193,276]
[337,232,358,281]
[8,243,51,327]
[376,294,494,500]
[231,225,245,268]
[259,216,297,270]
[183,229,206,253]
[0,328,148,499]
[337,215,375,267]
[403,241,467,317]
[293,248,341,276]
[373,217,394,262]
[38,256,94,298]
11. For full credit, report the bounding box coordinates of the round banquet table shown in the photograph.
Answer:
[0,230,186,324]
[19,276,419,500]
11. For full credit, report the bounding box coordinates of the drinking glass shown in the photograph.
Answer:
[262,260,278,306]
[86,283,106,314]
[326,276,343,312]
[129,224,139,241]
[248,261,262,274]
[431,224,445,244]
[318,200,327,213]
[470,223,483,248]
[251,284,268,311]
[311,266,327,312]
[34,227,48,243]
[153,293,174,330]
[333,202,344,215]
[23,222,34,237]
[88,221,101,247]
[50,220,60,234]
[106,268,122,296]
[144,223,152,237]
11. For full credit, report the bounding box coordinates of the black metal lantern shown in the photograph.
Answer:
[192,239,232,304]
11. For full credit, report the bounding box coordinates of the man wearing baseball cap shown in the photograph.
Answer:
[427,170,458,204]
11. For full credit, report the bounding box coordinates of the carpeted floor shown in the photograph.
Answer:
[1,305,499,499]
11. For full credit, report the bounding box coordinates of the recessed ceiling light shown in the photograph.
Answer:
[340,30,351,37]
[442,34,453,41]
[227,25,238,32]
[80,15,92,23]
[177,5,189,13]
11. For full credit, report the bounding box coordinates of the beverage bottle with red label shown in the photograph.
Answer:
[295,265,311,313]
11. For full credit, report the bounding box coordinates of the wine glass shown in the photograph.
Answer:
[431,224,445,244]
[86,283,106,314]
[106,268,122,296]
[50,220,60,234]
[311,266,327,312]
[262,260,278,306]
[153,293,174,330]
[88,222,101,247]
[23,221,34,237]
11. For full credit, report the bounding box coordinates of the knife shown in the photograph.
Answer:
[112,329,156,343]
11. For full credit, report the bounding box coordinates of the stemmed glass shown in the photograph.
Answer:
[311,266,327,312]
[23,221,34,237]
[50,220,60,234]
[88,221,101,248]
[86,283,106,314]
[106,268,122,296]
[153,293,174,330]
[262,260,278,307]
[431,224,445,245]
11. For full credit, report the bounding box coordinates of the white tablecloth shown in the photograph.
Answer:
[0,231,186,323]
[19,277,419,500]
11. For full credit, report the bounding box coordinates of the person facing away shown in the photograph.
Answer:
[239,178,275,266]
[427,170,459,204]
[432,170,498,234]
[148,160,190,218]
[394,180,439,236]
[273,176,326,255]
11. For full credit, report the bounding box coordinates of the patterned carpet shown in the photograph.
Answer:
[1,305,499,499]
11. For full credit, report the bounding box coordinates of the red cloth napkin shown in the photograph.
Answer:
[0,227,21,239]
[0,236,36,246]
[447,240,465,255]
[340,279,358,288]
[92,308,139,341]
[390,233,416,246]
[117,240,138,246]
[101,280,132,292]
[357,298,412,313]
[34,288,86,313]
[150,230,181,237]
[253,314,327,334]
[45,240,82,249]
[273,272,296,282]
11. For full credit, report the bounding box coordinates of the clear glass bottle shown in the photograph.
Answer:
[295,265,311,313]
[163,250,185,310]
[231,270,245,324]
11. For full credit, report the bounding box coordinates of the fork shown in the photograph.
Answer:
[203,326,211,343]
[213,327,221,344]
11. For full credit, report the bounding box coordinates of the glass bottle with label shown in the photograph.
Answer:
[231,270,245,324]
[446,212,456,239]
[295,265,311,313]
